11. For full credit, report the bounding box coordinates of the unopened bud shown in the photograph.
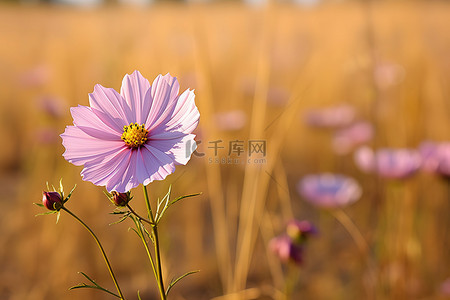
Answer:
[269,235,303,265]
[111,192,131,207]
[286,220,317,244]
[42,191,62,211]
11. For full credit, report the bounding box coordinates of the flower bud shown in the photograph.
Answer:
[42,191,62,211]
[286,220,318,244]
[269,235,303,265]
[111,191,131,207]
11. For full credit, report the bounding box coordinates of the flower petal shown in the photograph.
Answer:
[89,84,129,131]
[70,105,121,140]
[149,89,199,135]
[120,70,151,124]
[150,134,197,165]
[81,148,132,192]
[145,74,180,130]
[61,126,125,166]
[142,144,176,181]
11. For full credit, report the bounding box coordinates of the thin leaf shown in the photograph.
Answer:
[137,290,142,300]
[56,211,61,224]
[69,272,121,298]
[109,212,131,226]
[69,284,121,298]
[35,211,58,217]
[34,203,44,208]
[157,192,201,224]
[109,210,128,215]
[166,270,200,296]
[155,186,172,219]
[170,193,201,206]
[103,190,112,198]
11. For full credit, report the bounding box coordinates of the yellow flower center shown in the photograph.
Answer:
[121,123,149,149]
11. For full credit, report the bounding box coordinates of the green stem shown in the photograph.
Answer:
[62,207,125,300]
[127,203,153,225]
[134,217,159,282]
[143,185,167,300]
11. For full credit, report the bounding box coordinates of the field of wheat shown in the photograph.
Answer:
[0,1,449,299]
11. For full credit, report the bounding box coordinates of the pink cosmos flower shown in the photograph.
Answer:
[354,146,421,179]
[419,141,450,178]
[61,71,200,193]
[298,173,362,208]
[214,110,247,131]
[332,121,374,155]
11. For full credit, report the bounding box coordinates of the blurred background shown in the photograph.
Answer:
[0,0,449,299]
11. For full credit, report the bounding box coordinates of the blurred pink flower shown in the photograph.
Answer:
[61,71,200,193]
[36,95,66,119]
[298,173,362,208]
[214,110,247,131]
[419,141,450,178]
[269,235,304,265]
[304,104,356,129]
[354,146,421,179]
[374,61,405,90]
[439,278,450,296]
[34,128,60,144]
[18,65,51,88]
[332,121,374,155]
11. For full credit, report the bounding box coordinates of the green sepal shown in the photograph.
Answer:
[166,270,200,296]
[63,184,77,204]
[59,178,64,195]
[35,210,58,217]
[34,203,45,208]
[69,271,121,298]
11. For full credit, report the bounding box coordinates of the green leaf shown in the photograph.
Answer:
[69,272,121,298]
[156,185,172,219]
[137,290,142,300]
[35,211,58,217]
[169,192,201,206]
[56,211,61,224]
[109,210,128,215]
[156,192,201,224]
[109,212,131,226]
[166,270,200,296]
[34,203,44,208]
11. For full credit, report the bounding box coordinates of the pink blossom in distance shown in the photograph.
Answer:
[61,71,200,193]
[304,104,356,129]
[419,141,450,178]
[332,121,374,155]
[354,146,421,179]
[298,173,362,208]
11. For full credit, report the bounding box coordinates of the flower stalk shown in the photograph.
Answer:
[143,185,167,300]
[61,207,126,300]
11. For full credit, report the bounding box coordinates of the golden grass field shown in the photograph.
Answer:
[0,1,449,299]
